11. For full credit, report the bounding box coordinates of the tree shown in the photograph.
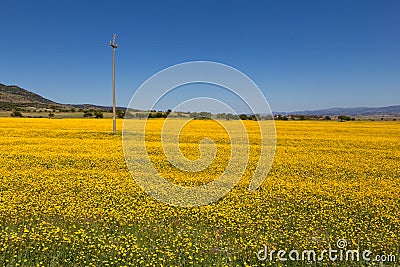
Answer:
[199,111,212,119]
[239,114,248,120]
[250,114,259,121]
[83,111,93,117]
[338,115,351,122]
[11,111,23,117]
[190,112,199,118]
[276,114,288,120]
[323,116,331,120]
[116,110,125,118]
[226,113,235,120]
[94,111,103,118]
[48,112,55,119]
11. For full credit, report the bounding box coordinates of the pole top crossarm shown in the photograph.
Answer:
[110,34,118,49]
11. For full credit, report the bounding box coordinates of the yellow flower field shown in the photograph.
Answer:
[0,118,399,266]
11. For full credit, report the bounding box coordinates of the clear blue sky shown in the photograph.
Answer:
[1,0,399,112]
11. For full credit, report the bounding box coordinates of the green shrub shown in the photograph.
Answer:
[11,110,23,117]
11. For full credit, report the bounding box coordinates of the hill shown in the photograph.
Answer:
[0,83,67,109]
[0,83,118,111]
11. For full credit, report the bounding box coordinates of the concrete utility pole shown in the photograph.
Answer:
[110,34,118,134]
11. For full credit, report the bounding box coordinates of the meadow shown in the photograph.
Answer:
[0,118,399,266]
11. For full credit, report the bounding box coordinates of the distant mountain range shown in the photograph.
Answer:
[277,106,400,116]
[1,83,399,116]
